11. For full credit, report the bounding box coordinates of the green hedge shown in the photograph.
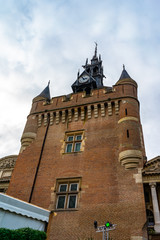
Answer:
[0,227,47,240]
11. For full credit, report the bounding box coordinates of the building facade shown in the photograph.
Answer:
[7,48,148,240]
[0,155,17,193]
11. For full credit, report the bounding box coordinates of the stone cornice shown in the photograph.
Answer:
[142,156,160,178]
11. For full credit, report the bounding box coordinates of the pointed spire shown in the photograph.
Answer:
[115,65,137,87]
[85,58,88,66]
[77,69,80,79]
[35,82,51,101]
[119,65,131,80]
[94,42,97,57]
[93,42,98,58]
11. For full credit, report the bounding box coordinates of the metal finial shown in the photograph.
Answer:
[77,69,80,78]
[123,64,125,70]
[85,58,88,66]
[94,42,98,57]
[48,80,50,86]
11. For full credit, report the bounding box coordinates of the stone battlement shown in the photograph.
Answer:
[31,83,138,118]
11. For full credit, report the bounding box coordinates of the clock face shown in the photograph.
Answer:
[79,75,90,83]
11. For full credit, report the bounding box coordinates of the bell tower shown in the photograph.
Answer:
[72,43,105,93]
[7,49,147,240]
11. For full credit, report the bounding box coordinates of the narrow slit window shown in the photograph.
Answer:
[125,108,128,116]
[127,130,129,138]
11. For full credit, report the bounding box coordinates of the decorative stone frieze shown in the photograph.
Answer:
[0,156,17,169]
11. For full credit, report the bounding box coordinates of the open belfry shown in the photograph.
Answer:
[7,46,147,240]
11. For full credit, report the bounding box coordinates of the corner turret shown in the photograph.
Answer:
[20,82,51,153]
[115,65,137,88]
[33,81,51,103]
[116,66,145,169]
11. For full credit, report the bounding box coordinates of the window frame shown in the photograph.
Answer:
[56,195,66,209]
[55,178,81,211]
[59,184,68,192]
[64,131,84,154]
[67,194,77,209]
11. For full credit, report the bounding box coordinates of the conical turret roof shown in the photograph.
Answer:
[115,65,137,87]
[119,65,131,80]
[33,82,51,102]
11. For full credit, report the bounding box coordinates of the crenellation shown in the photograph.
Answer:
[30,87,138,118]
[35,99,122,127]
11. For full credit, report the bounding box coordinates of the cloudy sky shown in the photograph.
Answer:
[0,0,159,160]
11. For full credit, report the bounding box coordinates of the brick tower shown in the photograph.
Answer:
[8,47,147,240]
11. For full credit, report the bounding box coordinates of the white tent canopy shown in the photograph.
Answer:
[0,193,50,231]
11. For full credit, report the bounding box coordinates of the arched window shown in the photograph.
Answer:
[93,66,98,74]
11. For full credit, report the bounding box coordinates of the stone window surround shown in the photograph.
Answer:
[55,177,82,211]
[64,130,85,154]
